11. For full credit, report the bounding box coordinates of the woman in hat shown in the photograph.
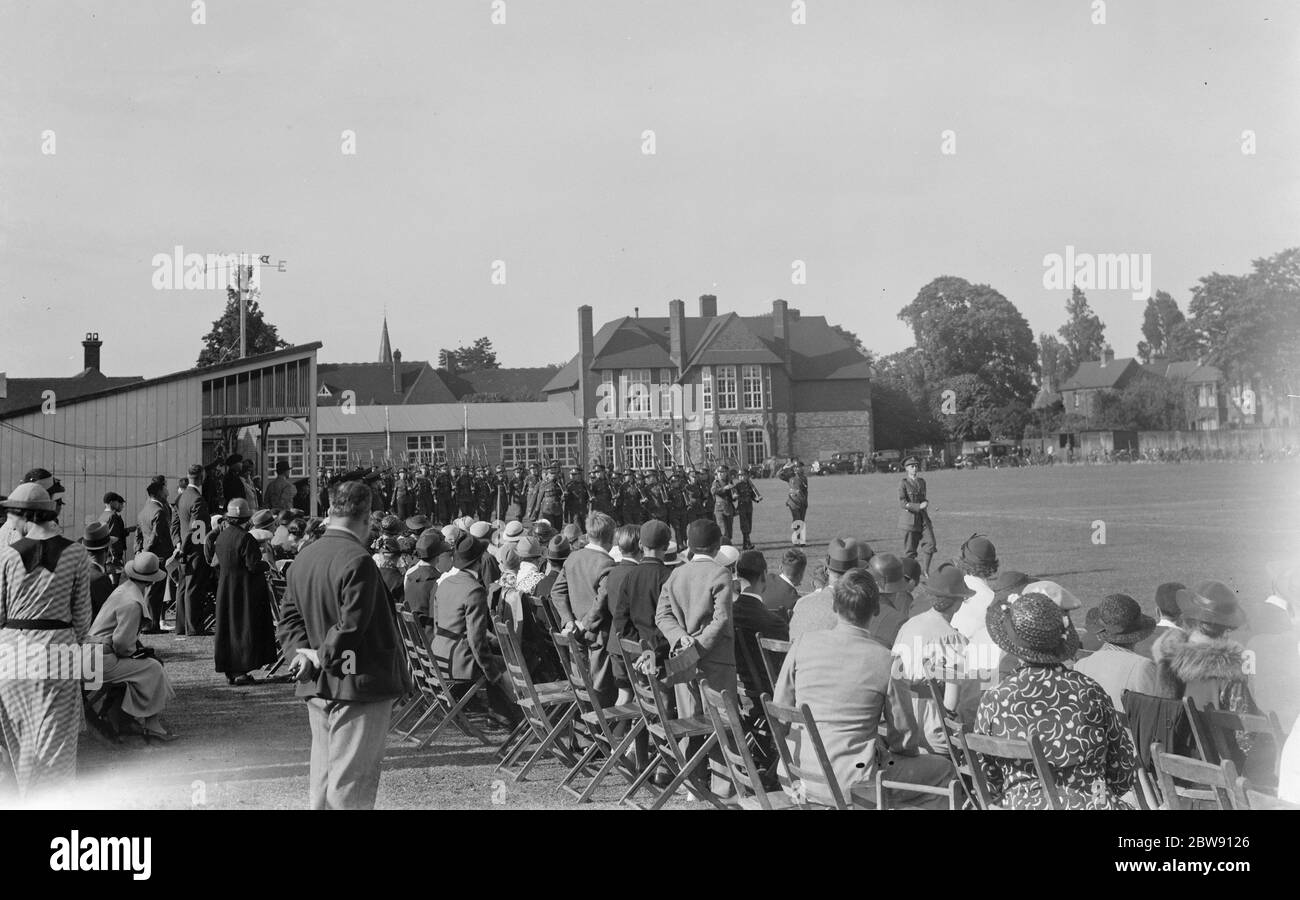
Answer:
[1074,594,1157,711]
[0,483,93,797]
[975,592,1137,809]
[86,551,177,743]
[376,537,406,607]
[212,498,278,686]
[82,521,117,618]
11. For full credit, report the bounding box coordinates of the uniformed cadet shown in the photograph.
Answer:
[712,464,736,543]
[666,466,690,548]
[641,467,669,523]
[588,463,614,518]
[537,462,565,526]
[732,467,762,550]
[564,465,589,526]
[899,455,937,575]
[506,464,528,521]
[778,458,809,547]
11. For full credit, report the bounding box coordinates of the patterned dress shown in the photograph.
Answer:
[975,663,1137,809]
[0,534,92,797]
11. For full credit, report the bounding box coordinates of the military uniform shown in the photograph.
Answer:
[523,465,542,522]
[589,468,614,518]
[475,468,495,521]
[454,468,475,518]
[712,469,736,543]
[899,457,937,574]
[414,470,434,519]
[564,467,589,526]
[537,467,565,525]
[641,471,669,523]
[619,475,643,526]
[778,461,809,546]
[687,470,710,524]
[506,467,528,521]
[733,476,761,550]
[433,466,454,523]
[392,471,415,520]
[666,470,690,548]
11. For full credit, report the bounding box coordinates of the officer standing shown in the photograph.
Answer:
[732,467,762,550]
[687,467,710,526]
[538,463,565,526]
[712,464,736,544]
[619,469,643,526]
[898,455,937,575]
[524,462,543,522]
[506,465,528,521]
[454,464,475,518]
[433,463,454,524]
[474,465,494,521]
[778,458,808,547]
[641,468,668,523]
[589,463,614,518]
[564,465,589,526]
[666,466,690,548]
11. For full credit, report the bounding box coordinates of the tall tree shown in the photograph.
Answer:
[1136,291,1186,363]
[1057,285,1107,373]
[1038,333,1069,388]
[438,336,500,373]
[197,287,290,367]
[831,325,873,363]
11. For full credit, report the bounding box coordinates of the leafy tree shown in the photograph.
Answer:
[872,378,939,450]
[1057,285,1107,373]
[197,287,290,367]
[831,325,873,362]
[1038,333,1070,387]
[1136,291,1186,363]
[438,336,500,373]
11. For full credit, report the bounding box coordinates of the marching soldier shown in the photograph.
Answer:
[712,464,736,544]
[454,464,476,518]
[536,462,566,526]
[666,466,690,549]
[899,455,937,575]
[589,463,614,518]
[778,458,809,547]
[475,465,495,521]
[641,467,669,523]
[564,465,589,526]
[524,462,543,522]
[618,469,643,526]
[733,467,762,550]
[414,465,435,519]
[433,463,454,524]
[687,467,710,525]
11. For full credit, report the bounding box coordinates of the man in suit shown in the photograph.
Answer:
[552,511,618,707]
[1132,582,1185,659]
[136,475,174,632]
[265,460,297,512]
[277,480,410,810]
[711,466,736,544]
[762,548,806,620]
[579,524,640,688]
[899,456,937,575]
[222,454,247,505]
[789,538,859,643]
[174,464,213,636]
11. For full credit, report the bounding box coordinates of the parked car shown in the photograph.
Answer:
[870,449,903,473]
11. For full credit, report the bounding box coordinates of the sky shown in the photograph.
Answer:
[1,0,1297,380]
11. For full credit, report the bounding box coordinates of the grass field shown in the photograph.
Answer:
[53,462,1300,810]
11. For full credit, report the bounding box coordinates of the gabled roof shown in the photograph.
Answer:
[440,367,560,401]
[1143,360,1221,383]
[316,360,457,406]
[1060,357,1141,392]
[0,370,144,417]
[266,401,581,436]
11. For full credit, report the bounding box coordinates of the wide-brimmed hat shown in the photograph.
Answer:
[1,483,56,512]
[1086,593,1156,645]
[1176,580,1245,628]
[102,491,125,505]
[469,520,495,540]
[224,498,252,520]
[919,565,975,604]
[1023,580,1082,612]
[124,551,167,583]
[452,533,485,569]
[546,536,572,562]
[250,509,275,529]
[515,535,543,560]
[958,533,998,568]
[501,521,526,543]
[82,521,112,551]
[986,592,1081,665]
[827,537,858,574]
[868,552,910,594]
[455,516,475,532]
[405,515,430,533]
[414,530,445,560]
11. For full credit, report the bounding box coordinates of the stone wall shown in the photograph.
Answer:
[792,409,873,461]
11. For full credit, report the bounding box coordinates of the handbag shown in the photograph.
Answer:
[663,639,701,685]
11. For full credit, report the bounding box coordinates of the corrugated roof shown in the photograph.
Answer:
[0,370,144,416]
[267,401,582,436]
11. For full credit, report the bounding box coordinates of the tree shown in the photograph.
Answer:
[1038,333,1069,387]
[872,375,940,450]
[438,336,500,373]
[831,325,873,363]
[1136,291,1186,363]
[197,287,290,367]
[1057,285,1107,373]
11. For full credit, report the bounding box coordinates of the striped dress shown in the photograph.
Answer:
[0,535,92,797]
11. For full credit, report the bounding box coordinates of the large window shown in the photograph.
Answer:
[719,429,740,464]
[318,437,349,470]
[703,430,714,461]
[267,437,304,477]
[745,428,767,466]
[541,430,580,463]
[626,432,656,470]
[622,369,652,417]
[1198,383,1215,408]
[597,371,615,419]
[501,431,580,468]
[603,433,616,466]
[716,365,738,410]
[662,432,676,465]
[701,367,713,412]
[742,365,764,409]
[657,369,674,418]
[407,434,446,465]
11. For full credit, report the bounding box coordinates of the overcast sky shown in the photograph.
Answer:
[2,0,1296,380]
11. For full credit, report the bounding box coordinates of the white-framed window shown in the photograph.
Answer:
[703,430,714,461]
[742,365,764,409]
[745,428,766,466]
[602,433,616,466]
[540,430,580,463]
[267,437,305,477]
[657,368,674,418]
[1073,392,1080,409]
[626,432,656,470]
[501,432,540,468]
[719,429,740,464]
[716,365,738,410]
[318,437,349,470]
[1198,383,1215,408]
[622,368,652,417]
[661,432,676,465]
[407,435,446,465]
[701,367,713,412]
[597,370,615,419]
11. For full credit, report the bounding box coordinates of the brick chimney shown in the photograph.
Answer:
[669,299,686,370]
[772,299,792,373]
[699,294,717,318]
[82,332,102,372]
[1100,345,1114,367]
[577,305,596,418]
[392,349,403,395]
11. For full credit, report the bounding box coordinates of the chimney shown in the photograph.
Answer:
[1100,345,1114,367]
[633,306,639,319]
[82,332,102,372]
[772,299,791,372]
[669,299,685,370]
[578,305,596,418]
[392,349,403,395]
[699,294,717,318]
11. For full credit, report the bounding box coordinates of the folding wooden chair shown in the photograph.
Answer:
[760,694,848,808]
[926,679,979,809]
[391,605,494,748]
[757,637,790,693]
[1122,690,1217,808]
[963,732,1064,810]
[551,630,645,803]
[1234,778,1300,810]
[1200,707,1286,785]
[1150,741,1242,810]
[1114,710,1160,810]
[699,681,799,809]
[617,637,726,810]
[262,571,290,679]
[493,621,582,783]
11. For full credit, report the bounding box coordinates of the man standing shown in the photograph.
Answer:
[618,470,643,527]
[666,466,690,550]
[711,465,736,544]
[537,463,565,527]
[241,459,261,508]
[899,456,937,575]
[505,465,528,521]
[454,465,476,518]
[98,491,128,569]
[278,480,409,810]
[551,512,618,707]
[563,465,588,527]
[492,464,511,521]
[265,460,297,511]
[588,463,614,519]
[174,464,212,636]
[222,454,246,504]
[414,465,435,520]
[732,468,761,550]
[392,467,414,520]
[433,463,454,524]
[641,468,668,524]
[136,475,174,632]
[778,458,809,547]
[475,466,495,521]
[524,463,543,523]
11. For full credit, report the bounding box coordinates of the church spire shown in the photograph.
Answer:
[378,315,393,363]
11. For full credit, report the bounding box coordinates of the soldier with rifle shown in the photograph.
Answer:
[666,464,691,549]
[475,465,495,521]
[433,462,454,524]
[712,464,737,544]
[454,463,475,518]
[505,464,528,521]
[641,467,669,523]
[414,464,434,519]
[563,464,589,526]
[733,467,762,550]
[588,462,614,518]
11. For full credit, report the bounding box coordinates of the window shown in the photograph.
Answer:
[540,430,580,463]
[603,433,617,466]
[703,430,714,461]
[719,429,740,464]
[1198,383,1215,408]
[661,432,676,465]
[716,366,738,410]
[742,365,764,409]
[702,367,713,412]
[657,368,674,418]
[1073,392,1080,409]
[625,432,656,470]
[407,435,446,465]
[745,428,766,466]
[597,370,615,418]
[500,432,540,468]
[267,437,304,477]
[622,368,652,417]
[318,437,349,470]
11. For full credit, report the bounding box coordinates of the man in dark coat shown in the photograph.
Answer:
[588,464,614,518]
[136,475,174,631]
[433,463,454,524]
[711,465,736,544]
[454,465,476,518]
[174,464,213,636]
[537,464,565,526]
[778,458,809,547]
[898,456,937,575]
[505,465,528,521]
[732,469,761,550]
[210,498,278,684]
[97,491,128,569]
[761,547,806,619]
[278,480,410,809]
[563,465,588,526]
[552,511,618,708]
[222,454,247,504]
